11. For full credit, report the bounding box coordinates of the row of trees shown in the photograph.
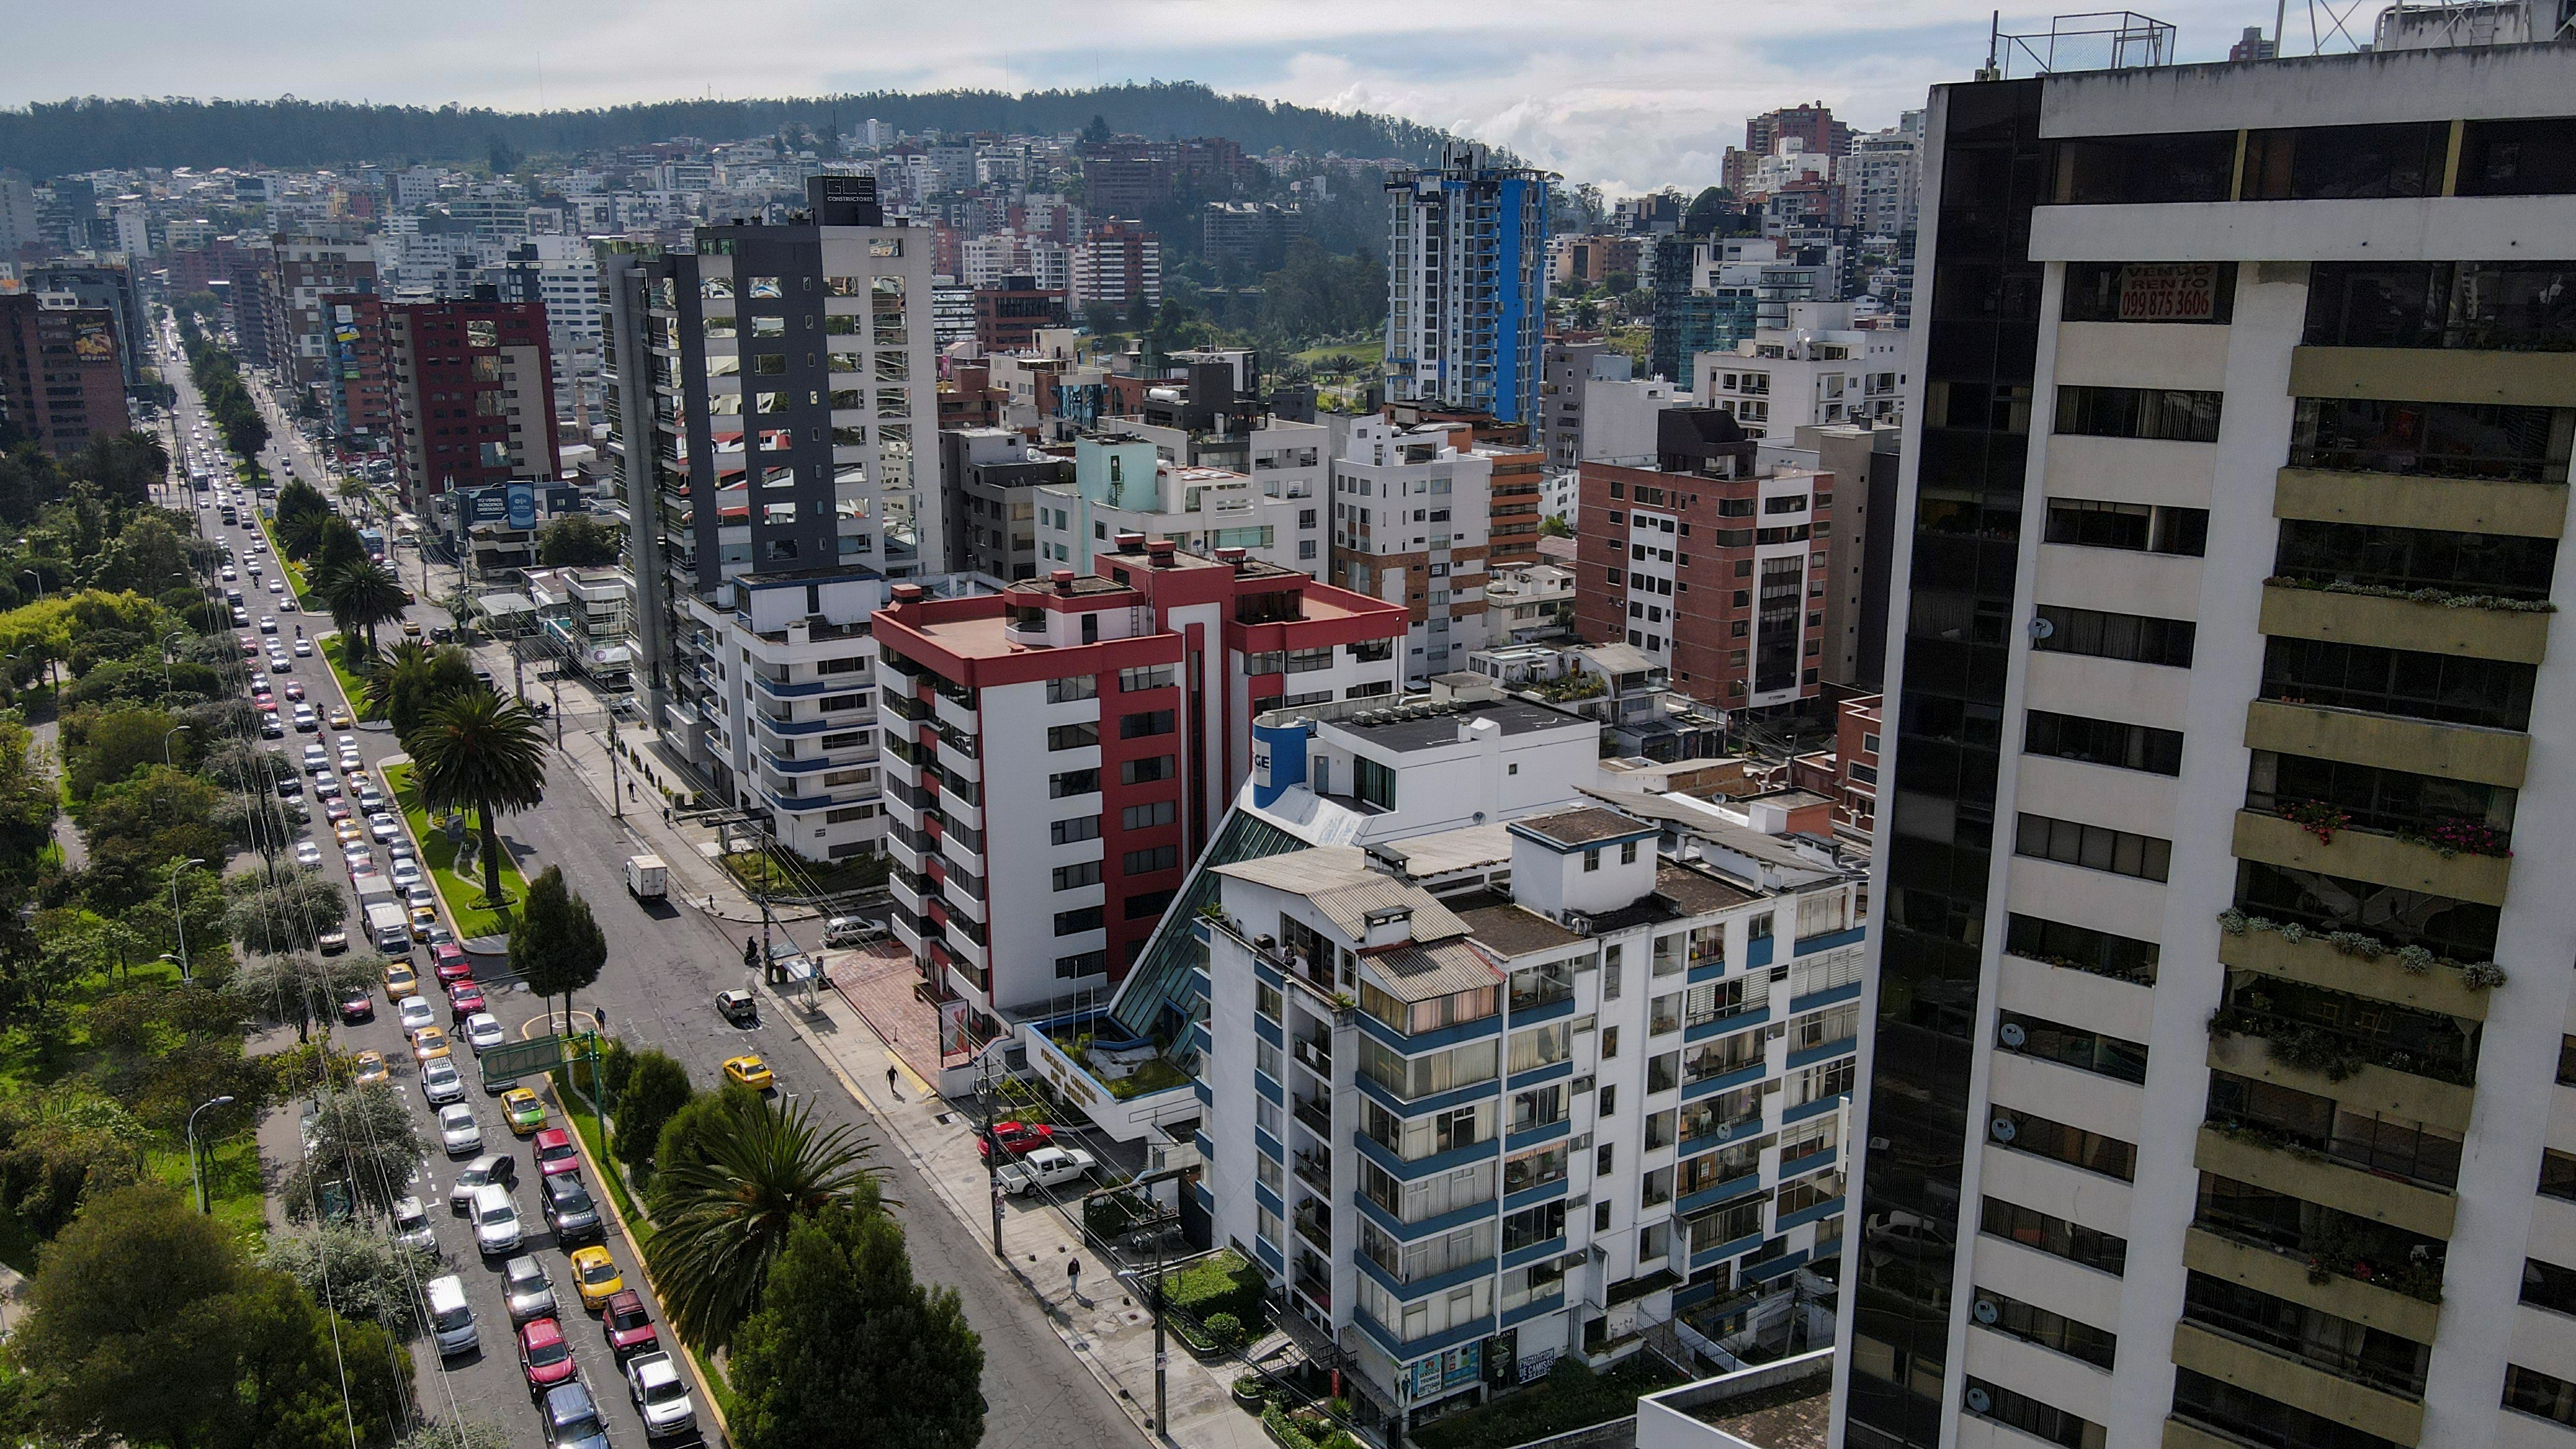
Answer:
[177,319,268,462]
[272,480,410,663]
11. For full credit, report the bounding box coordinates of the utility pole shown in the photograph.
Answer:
[607,705,624,820]
[982,1060,1004,1259]
[549,669,564,747]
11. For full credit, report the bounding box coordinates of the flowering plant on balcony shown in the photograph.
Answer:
[2278,798,2351,844]
[2403,815,2514,859]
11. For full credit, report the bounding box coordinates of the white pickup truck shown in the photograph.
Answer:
[996,1146,1098,1197]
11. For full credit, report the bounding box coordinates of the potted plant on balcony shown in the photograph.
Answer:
[2278,799,2351,844]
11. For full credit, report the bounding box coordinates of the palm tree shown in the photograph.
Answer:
[316,560,408,663]
[644,1095,880,1350]
[408,690,548,909]
[365,639,477,741]
[334,477,372,523]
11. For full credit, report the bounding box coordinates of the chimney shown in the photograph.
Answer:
[1052,568,1077,594]
[888,582,925,620]
[1215,545,1247,569]
[1115,531,1146,554]
[1146,538,1178,568]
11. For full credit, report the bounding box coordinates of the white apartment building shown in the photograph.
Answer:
[1839,115,1924,239]
[1330,416,1498,680]
[1034,431,1323,578]
[1186,772,1863,1441]
[677,570,887,860]
[1582,377,1698,465]
[1835,33,2576,1449]
[1692,305,1904,441]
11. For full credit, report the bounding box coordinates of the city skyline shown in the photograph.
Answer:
[6,0,2309,194]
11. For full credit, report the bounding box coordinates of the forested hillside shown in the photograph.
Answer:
[0,80,1464,178]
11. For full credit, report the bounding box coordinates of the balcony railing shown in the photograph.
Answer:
[1293,1094,1332,1139]
[1293,1205,1332,1253]
[1294,1148,1332,1193]
[1292,1034,1332,1075]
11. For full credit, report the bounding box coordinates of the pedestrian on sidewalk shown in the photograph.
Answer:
[886,1065,900,1099]
[1067,1256,1083,1304]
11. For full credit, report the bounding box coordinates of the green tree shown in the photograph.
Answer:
[314,560,408,663]
[262,1222,442,1338]
[62,704,188,799]
[222,867,346,958]
[643,1095,880,1349]
[64,431,171,510]
[223,951,376,1042]
[313,516,368,580]
[281,1083,426,1219]
[649,1082,767,1215]
[537,513,624,566]
[407,689,548,909]
[12,1184,412,1449]
[90,514,196,596]
[611,1050,693,1170]
[365,640,478,741]
[731,1204,985,1449]
[510,866,605,1034]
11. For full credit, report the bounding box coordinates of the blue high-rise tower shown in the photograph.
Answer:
[1381,144,1552,426]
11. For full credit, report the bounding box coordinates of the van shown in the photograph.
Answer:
[424,1274,478,1357]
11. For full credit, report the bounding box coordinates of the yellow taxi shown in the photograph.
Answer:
[723,1055,775,1091]
[569,1245,624,1311]
[351,1050,390,1086]
[410,1026,451,1062]
[409,902,439,940]
[500,1087,547,1135]
[383,962,419,999]
[334,819,365,846]
[328,706,354,730]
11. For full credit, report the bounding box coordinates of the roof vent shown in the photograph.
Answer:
[1115,531,1147,554]
[1146,538,1178,567]
[1052,568,1077,594]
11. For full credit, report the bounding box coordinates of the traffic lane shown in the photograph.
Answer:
[337,988,678,1449]
[497,801,1142,1448]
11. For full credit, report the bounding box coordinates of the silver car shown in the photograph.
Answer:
[437,1103,482,1155]
[504,1254,557,1323]
[390,1195,438,1253]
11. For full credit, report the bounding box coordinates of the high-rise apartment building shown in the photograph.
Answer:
[1573,408,1832,711]
[1537,338,1631,469]
[1835,36,2576,1449]
[321,292,396,449]
[384,296,562,512]
[265,231,377,423]
[1330,416,1499,679]
[1692,303,1907,442]
[598,175,941,740]
[869,542,1405,1019]
[1383,146,1552,427]
[1070,219,1162,311]
[0,290,129,457]
[1727,104,1854,197]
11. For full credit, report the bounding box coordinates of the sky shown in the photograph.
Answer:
[5,0,2302,194]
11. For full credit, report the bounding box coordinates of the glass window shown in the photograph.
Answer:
[2061,261,2236,325]
[2243,122,2446,200]
[2304,260,2576,352]
[2458,118,2576,198]
[2049,131,2235,205]
[2289,396,2570,483]
[2054,385,2223,443]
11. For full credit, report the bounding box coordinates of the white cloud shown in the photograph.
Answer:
[1,0,2293,193]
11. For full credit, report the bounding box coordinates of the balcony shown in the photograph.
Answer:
[2242,699,2527,791]
[2259,580,2552,666]
[2194,1126,2454,1242]
[2215,916,2493,1022]
[1293,1093,1332,1139]
[1291,1033,1332,1077]
[1293,1204,1332,1254]
[1294,1146,1332,1193]
[1292,1259,1332,1314]
[882,690,931,724]
[2272,465,2571,541]
[2168,1323,2425,1447]
[2208,1002,2476,1113]
[2233,808,2510,908]
[750,670,835,700]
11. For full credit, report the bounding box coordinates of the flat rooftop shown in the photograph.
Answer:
[1690,1376,1830,1449]
[1513,806,1654,849]
[1333,696,1582,752]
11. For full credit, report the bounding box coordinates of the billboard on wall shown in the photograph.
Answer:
[506,483,537,530]
[70,320,115,361]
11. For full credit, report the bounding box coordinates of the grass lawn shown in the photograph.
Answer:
[317,633,383,719]
[1409,1359,1690,1449]
[381,759,524,939]
[545,1071,652,1250]
[149,1135,266,1244]
[718,846,888,898]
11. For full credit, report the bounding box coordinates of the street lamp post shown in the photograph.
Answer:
[187,1094,236,1213]
[163,629,188,696]
[162,723,191,771]
[169,857,207,983]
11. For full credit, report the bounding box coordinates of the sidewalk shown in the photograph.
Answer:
[749,971,1269,1449]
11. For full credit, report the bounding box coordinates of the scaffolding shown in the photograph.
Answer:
[1984,10,2178,77]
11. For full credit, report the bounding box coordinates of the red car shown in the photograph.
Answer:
[447,981,486,1016]
[433,951,475,985]
[238,636,258,656]
[283,680,306,702]
[978,1120,1057,1162]
[601,1289,658,1359]
[518,1318,578,1397]
[338,989,374,1024]
[532,1128,582,1178]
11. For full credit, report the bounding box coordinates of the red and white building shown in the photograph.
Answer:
[872,535,1407,1019]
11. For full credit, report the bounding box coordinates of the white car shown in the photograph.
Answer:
[421,1056,466,1104]
[339,750,363,773]
[464,1013,505,1054]
[399,996,437,1032]
[469,1183,522,1256]
[996,1145,1099,1196]
[292,840,323,867]
[220,565,237,582]
[406,884,437,912]
[368,813,401,843]
[390,1195,438,1253]
[270,578,287,596]
[293,637,311,656]
[625,1352,698,1440]
[312,777,341,800]
[302,745,330,773]
[437,1103,482,1155]
[343,844,375,873]
[390,859,424,889]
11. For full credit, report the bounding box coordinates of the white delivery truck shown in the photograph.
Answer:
[624,855,667,903]
[365,899,412,953]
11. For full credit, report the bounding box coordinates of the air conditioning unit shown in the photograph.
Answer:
[1566,912,1595,936]
[1567,1193,1591,1210]
[1571,1133,1593,1151]
[1571,1074,1595,1094]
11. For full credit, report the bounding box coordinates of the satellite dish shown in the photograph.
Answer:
[1965,1386,1993,1414]
[1990,1115,2018,1144]
[1973,1298,2000,1325]
[1998,1021,2027,1048]
[2029,614,2056,641]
